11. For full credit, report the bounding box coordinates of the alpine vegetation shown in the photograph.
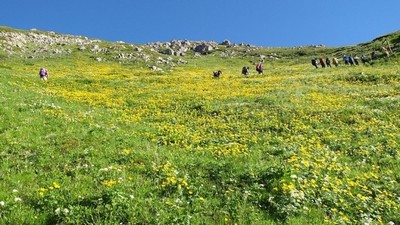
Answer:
[0,26,399,225]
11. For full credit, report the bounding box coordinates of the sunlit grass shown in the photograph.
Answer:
[0,53,399,224]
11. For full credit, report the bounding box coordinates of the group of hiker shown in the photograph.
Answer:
[311,47,392,69]
[243,62,264,75]
[213,62,263,78]
[215,46,393,77]
[311,55,369,68]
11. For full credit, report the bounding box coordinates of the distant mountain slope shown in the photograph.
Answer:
[0,26,399,65]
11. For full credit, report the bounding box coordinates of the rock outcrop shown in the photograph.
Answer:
[0,27,261,67]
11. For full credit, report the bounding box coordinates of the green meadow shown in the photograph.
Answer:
[0,27,400,224]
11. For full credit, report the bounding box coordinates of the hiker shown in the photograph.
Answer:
[361,55,370,64]
[353,56,360,65]
[382,47,390,58]
[241,66,249,75]
[213,70,222,78]
[343,55,350,65]
[325,58,331,68]
[255,63,263,74]
[348,56,355,65]
[371,51,378,60]
[319,58,326,68]
[39,68,48,81]
[311,58,318,68]
[332,57,339,67]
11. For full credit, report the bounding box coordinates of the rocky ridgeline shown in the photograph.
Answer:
[146,39,259,56]
[0,29,101,57]
[0,28,270,69]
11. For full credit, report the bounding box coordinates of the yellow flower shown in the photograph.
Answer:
[101,180,117,187]
[39,188,47,197]
[165,201,173,206]
[52,182,61,189]
[122,148,132,155]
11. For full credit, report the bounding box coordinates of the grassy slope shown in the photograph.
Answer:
[0,27,400,224]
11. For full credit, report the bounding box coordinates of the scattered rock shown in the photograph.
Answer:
[134,47,143,52]
[0,28,267,67]
[177,58,188,64]
[91,45,100,52]
[220,39,231,46]
[148,65,163,72]
[0,30,100,56]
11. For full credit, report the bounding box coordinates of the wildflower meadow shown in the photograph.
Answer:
[0,32,400,224]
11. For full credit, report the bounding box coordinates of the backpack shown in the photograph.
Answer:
[40,68,47,76]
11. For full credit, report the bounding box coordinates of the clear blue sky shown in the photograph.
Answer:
[1,0,399,47]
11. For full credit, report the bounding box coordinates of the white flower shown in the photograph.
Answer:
[290,189,305,200]
[0,201,5,206]
[63,208,69,214]
[55,208,61,215]
[14,197,22,202]
[12,189,18,193]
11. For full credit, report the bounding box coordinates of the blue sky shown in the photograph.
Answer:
[1,0,399,47]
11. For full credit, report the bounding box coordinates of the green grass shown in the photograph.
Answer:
[0,28,400,224]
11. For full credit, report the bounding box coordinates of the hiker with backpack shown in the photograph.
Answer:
[39,68,48,81]
[343,55,350,65]
[242,66,250,76]
[361,55,370,64]
[255,63,263,74]
[311,58,318,68]
[348,55,355,65]
[325,58,331,68]
[332,57,339,67]
[213,70,222,78]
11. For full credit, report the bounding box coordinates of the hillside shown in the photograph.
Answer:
[1,26,399,67]
[0,26,400,225]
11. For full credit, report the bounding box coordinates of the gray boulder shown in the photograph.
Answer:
[194,44,213,54]
[220,39,231,46]
[160,48,174,55]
